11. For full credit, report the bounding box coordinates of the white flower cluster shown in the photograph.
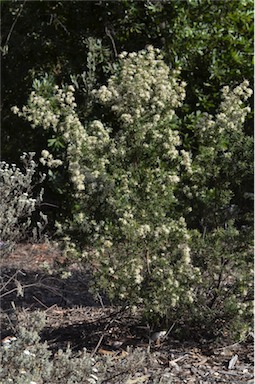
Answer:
[178,243,191,264]
[218,80,252,129]
[13,85,89,191]
[12,84,77,130]
[184,80,253,202]
[93,45,186,126]
[137,224,151,238]
[40,149,62,168]
[180,149,193,175]
[134,263,143,285]
[197,80,252,142]
[12,94,59,130]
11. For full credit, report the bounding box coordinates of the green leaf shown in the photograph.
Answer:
[48,137,65,149]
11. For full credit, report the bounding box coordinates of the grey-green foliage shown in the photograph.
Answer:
[0,312,52,384]
[0,152,47,255]
[0,312,92,384]
[0,311,99,384]
[0,311,167,384]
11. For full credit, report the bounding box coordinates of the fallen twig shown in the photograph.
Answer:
[0,270,25,293]
[125,375,151,384]
[91,318,115,357]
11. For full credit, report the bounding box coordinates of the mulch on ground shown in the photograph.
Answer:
[0,243,254,383]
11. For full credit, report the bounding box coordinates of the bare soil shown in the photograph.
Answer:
[0,243,254,383]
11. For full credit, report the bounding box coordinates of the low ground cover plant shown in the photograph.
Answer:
[0,311,157,384]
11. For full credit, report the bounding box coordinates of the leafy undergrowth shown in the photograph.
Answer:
[0,243,254,384]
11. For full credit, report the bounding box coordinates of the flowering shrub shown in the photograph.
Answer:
[12,46,253,333]
[0,153,47,255]
[12,46,199,318]
[93,46,186,124]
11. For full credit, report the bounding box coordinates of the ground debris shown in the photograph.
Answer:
[1,243,254,384]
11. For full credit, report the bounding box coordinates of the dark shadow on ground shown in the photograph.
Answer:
[40,307,150,354]
[0,267,101,311]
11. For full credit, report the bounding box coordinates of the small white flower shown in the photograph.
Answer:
[41,149,50,158]
[68,85,75,92]
[11,106,19,114]
[24,349,35,356]
[104,240,113,248]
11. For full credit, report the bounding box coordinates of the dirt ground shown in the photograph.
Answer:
[0,243,254,383]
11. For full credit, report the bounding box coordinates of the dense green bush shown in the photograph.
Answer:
[12,44,253,336]
[180,223,253,340]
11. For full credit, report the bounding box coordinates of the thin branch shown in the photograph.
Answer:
[165,322,176,338]
[32,295,49,309]
[3,312,16,335]
[0,282,37,298]
[91,318,115,357]
[2,0,28,56]
[0,270,26,293]
[91,332,105,357]
[208,256,227,308]
[105,26,118,57]
[101,369,133,384]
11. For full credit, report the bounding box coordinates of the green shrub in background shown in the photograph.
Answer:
[160,0,254,113]
[2,0,253,165]
[12,46,253,337]
[189,223,253,339]
[178,79,253,230]
[174,79,254,338]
